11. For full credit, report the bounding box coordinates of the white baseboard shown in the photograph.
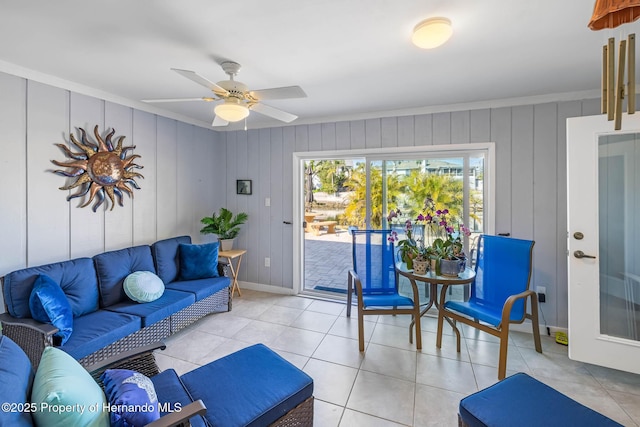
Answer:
[237,281,297,295]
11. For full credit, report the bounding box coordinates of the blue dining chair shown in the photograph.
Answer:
[346,230,422,351]
[436,234,542,379]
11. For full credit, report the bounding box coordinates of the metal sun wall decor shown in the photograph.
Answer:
[52,125,143,212]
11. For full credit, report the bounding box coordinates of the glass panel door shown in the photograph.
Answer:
[599,134,640,341]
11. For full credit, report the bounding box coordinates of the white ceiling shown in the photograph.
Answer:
[0,0,637,130]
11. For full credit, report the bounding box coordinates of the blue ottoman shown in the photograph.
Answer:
[180,343,314,426]
[459,373,621,427]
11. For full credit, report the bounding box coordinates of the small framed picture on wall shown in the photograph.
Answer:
[237,180,252,195]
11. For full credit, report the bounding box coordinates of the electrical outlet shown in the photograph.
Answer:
[264,257,270,267]
[265,198,270,207]
[537,286,546,303]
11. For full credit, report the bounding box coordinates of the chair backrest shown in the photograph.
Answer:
[351,230,397,295]
[472,235,535,321]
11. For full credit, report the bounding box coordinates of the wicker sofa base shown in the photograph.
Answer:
[77,318,171,368]
[271,396,314,427]
[170,286,231,333]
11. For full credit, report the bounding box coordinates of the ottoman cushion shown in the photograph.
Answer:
[459,372,622,427]
[181,343,313,427]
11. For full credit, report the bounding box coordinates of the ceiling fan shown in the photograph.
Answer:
[142,61,307,127]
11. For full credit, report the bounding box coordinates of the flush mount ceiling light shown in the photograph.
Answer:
[214,98,250,122]
[412,17,453,49]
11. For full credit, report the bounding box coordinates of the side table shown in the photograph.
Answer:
[218,249,247,298]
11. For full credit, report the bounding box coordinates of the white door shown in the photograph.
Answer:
[567,113,640,374]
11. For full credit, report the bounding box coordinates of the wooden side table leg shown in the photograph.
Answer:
[232,254,244,297]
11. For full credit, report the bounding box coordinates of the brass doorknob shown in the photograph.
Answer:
[574,250,596,259]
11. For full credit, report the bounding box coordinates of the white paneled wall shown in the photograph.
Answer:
[222,100,603,328]
[0,72,223,312]
[0,67,613,329]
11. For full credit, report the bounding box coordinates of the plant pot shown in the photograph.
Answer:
[219,238,235,251]
[440,258,460,277]
[413,259,428,275]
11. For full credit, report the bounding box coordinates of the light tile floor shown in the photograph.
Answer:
[156,290,640,426]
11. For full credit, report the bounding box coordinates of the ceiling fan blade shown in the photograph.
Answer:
[171,68,229,96]
[249,86,307,101]
[212,115,229,127]
[141,97,215,103]
[250,102,298,123]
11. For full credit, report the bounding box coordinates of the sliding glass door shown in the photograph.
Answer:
[297,146,491,298]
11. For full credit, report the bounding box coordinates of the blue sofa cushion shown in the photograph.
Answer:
[178,242,220,280]
[3,257,98,319]
[459,372,622,427]
[105,290,195,327]
[101,369,160,427]
[181,343,314,427]
[60,310,141,361]
[29,274,74,345]
[0,336,34,427]
[151,369,206,427]
[151,236,191,284]
[124,271,165,303]
[165,276,230,301]
[94,245,156,308]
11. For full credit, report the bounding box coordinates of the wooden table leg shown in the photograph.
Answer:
[226,254,244,298]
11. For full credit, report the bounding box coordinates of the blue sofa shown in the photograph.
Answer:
[0,236,231,369]
[0,335,314,427]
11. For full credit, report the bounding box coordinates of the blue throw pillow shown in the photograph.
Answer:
[29,274,73,345]
[178,242,220,280]
[101,369,160,427]
[123,271,165,303]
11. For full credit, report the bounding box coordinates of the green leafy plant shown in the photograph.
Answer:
[200,208,248,240]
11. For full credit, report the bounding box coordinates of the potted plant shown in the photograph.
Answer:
[200,208,248,251]
[388,215,420,270]
[415,198,471,277]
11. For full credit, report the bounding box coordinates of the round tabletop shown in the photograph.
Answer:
[396,262,476,285]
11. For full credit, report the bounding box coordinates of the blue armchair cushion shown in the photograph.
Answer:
[29,274,74,345]
[3,257,98,319]
[151,235,191,284]
[101,369,160,427]
[94,245,156,307]
[31,346,109,427]
[0,336,34,427]
[124,271,165,303]
[178,242,220,280]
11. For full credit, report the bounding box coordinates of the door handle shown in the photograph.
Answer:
[574,250,596,259]
[283,221,292,225]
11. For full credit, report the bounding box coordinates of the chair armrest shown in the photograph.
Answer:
[502,290,536,325]
[86,341,167,380]
[0,313,59,335]
[0,313,58,368]
[145,400,207,427]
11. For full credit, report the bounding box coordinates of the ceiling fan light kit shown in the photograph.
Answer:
[215,98,250,122]
[412,17,453,49]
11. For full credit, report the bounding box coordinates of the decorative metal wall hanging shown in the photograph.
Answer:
[52,125,143,212]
